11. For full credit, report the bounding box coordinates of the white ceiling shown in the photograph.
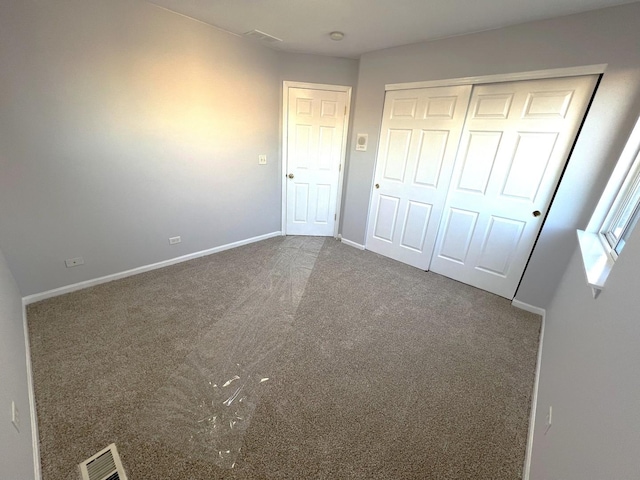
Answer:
[146,0,637,58]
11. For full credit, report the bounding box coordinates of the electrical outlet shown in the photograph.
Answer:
[169,236,181,245]
[545,405,552,434]
[258,154,267,165]
[65,257,84,268]
[11,401,20,432]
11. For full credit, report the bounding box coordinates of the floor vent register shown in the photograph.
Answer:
[78,443,128,480]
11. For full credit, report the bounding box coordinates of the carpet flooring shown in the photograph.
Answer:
[27,236,541,479]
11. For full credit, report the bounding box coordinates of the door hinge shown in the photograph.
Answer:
[334,214,337,220]
[339,164,341,172]
[344,106,347,116]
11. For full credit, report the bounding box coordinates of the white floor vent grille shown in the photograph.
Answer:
[78,443,128,480]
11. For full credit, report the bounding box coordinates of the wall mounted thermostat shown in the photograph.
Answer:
[355,134,368,151]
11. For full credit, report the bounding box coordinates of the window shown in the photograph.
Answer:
[577,115,640,297]
[601,146,640,258]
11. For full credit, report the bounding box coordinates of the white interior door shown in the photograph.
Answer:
[365,85,472,268]
[285,87,348,236]
[430,75,598,298]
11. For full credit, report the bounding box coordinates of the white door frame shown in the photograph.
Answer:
[385,64,607,91]
[282,81,352,237]
[365,63,607,250]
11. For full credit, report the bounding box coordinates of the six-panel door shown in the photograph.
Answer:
[365,86,472,268]
[286,87,348,236]
[429,75,598,298]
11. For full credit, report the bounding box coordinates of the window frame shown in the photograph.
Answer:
[578,115,640,297]
[600,144,640,260]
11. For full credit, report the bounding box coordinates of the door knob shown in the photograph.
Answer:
[288,173,294,179]
[375,183,380,189]
[533,210,541,217]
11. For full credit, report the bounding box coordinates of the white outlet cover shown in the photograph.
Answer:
[544,405,553,434]
[11,401,20,432]
[258,154,267,165]
[65,257,85,268]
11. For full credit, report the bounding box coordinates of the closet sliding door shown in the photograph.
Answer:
[366,74,598,299]
[430,75,598,298]
[365,85,472,269]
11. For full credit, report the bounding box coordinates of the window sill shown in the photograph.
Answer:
[576,230,614,298]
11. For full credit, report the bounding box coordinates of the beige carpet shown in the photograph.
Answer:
[27,236,541,479]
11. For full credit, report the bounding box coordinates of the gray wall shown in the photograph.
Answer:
[530,227,640,478]
[340,2,640,308]
[0,0,284,296]
[0,0,361,297]
[278,52,359,88]
[0,245,35,479]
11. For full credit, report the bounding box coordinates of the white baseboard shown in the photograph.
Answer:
[512,299,546,317]
[340,237,365,250]
[522,309,546,480]
[22,303,41,480]
[22,231,282,305]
